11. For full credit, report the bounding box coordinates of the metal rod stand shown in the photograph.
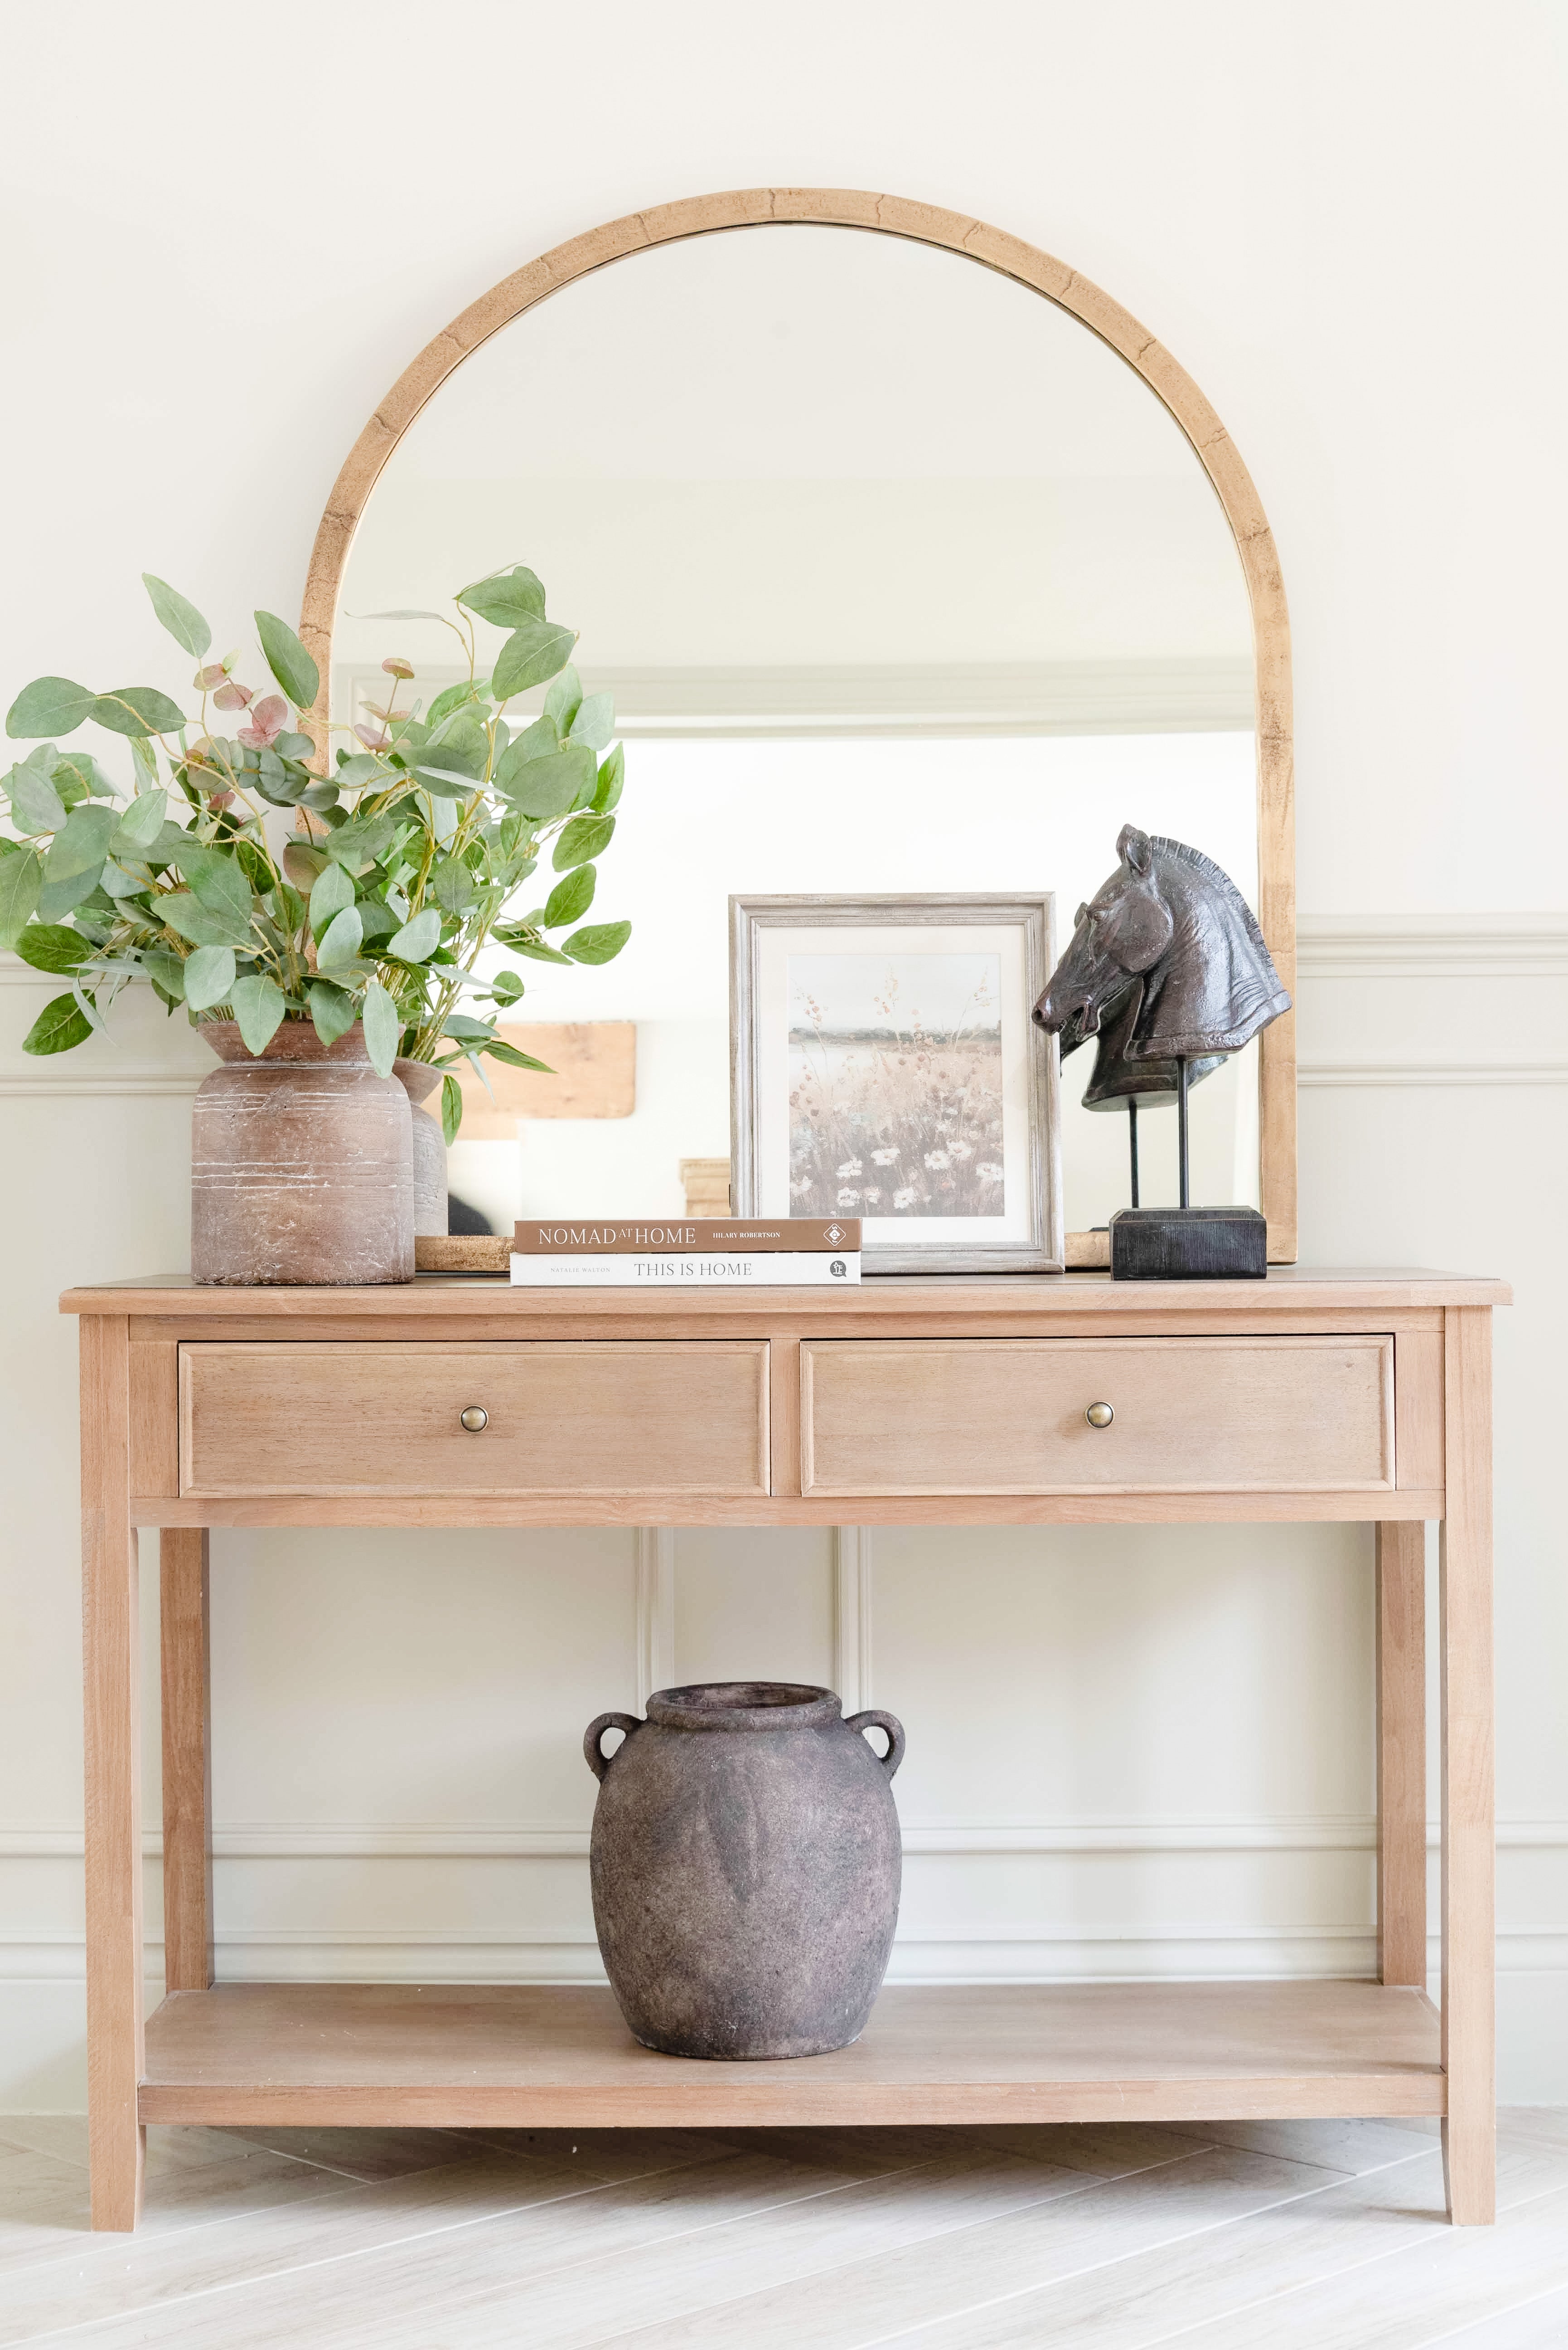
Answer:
[1177,1058,1191,1209]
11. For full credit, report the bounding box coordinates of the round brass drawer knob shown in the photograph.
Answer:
[1085,1401,1115,1429]
[459,1406,489,1432]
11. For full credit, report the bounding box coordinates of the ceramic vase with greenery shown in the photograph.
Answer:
[1,563,632,1146]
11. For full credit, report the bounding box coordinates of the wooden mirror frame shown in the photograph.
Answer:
[301,188,1296,1262]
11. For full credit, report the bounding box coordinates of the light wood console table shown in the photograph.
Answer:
[62,1266,1505,2230]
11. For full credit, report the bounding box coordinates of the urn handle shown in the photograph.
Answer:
[846,1708,906,1779]
[584,1711,642,1782]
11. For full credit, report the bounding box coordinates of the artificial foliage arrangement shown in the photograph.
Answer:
[0,565,631,1139]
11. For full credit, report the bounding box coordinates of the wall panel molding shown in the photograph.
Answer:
[5,1817,1564,1860]
[339,658,1256,742]
[633,1528,676,1708]
[1298,1060,1568,1088]
[2,1923,1563,1985]
[833,1527,874,1712]
[1297,913,1568,980]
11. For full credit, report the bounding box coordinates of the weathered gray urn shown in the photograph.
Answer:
[191,1019,414,1286]
[584,1682,905,2059]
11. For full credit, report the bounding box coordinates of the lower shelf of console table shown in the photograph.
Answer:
[141,1980,1444,2128]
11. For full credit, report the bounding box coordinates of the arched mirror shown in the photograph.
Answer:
[306,193,1294,1260]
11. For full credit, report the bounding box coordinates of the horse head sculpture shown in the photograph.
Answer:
[1035,824,1290,1066]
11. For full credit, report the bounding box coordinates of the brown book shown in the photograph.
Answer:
[513,1217,861,1254]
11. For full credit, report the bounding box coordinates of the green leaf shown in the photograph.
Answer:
[12,922,91,973]
[298,781,341,812]
[109,790,167,857]
[6,678,98,738]
[491,969,525,1005]
[361,977,399,1077]
[552,812,615,872]
[498,743,595,821]
[493,929,571,966]
[91,685,187,738]
[183,943,237,1012]
[309,859,355,937]
[457,565,547,629]
[5,746,67,834]
[0,845,43,948]
[252,755,311,808]
[182,850,256,937]
[386,906,441,962]
[141,948,186,1000]
[423,707,489,764]
[254,610,319,710]
[568,691,615,754]
[543,862,596,928]
[440,1070,463,1145]
[282,842,327,892]
[492,617,576,699]
[308,978,357,1046]
[542,666,582,736]
[592,742,625,813]
[481,1038,555,1074]
[425,678,492,726]
[158,891,256,950]
[323,813,396,869]
[431,858,476,914]
[22,991,93,1055]
[39,803,117,919]
[142,573,211,660]
[356,899,397,944]
[334,752,385,790]
[229,971,286,1054]
[316,904,363,967]
[442,1012,495,1042]
[496,714,556,775]
[562,919,631,965]
[51,747,115,809]
[407,763,477,801]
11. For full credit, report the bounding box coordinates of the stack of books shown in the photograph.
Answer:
[509,1218,862,1286]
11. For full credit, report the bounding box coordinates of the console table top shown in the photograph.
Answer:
[61,1266,1511,1317]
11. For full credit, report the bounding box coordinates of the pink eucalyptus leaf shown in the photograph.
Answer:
[206,789,237,810]
[354,721,391,750]
[213,680,254,712]
[193,662,228,691]
[237,694,288,749]
[382,656,415,680]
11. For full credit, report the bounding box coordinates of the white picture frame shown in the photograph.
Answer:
[730,894,1063,1274]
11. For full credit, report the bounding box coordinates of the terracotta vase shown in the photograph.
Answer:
[584,1681,905,2059]
[191,1020,414,1286]
[394,1059,448,1237]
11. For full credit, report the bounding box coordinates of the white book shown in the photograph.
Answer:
[509,1252,861,1287]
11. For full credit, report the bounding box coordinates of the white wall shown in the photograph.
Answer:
[1,0,1565,2104]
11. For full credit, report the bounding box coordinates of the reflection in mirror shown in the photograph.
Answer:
[334,225,1257,1237]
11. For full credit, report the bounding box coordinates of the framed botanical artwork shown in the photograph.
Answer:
[730,894,1063,1274]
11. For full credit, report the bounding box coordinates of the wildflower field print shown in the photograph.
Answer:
[787,952,1005,1219]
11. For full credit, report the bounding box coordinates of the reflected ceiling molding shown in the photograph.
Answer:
[338,658,1254,742]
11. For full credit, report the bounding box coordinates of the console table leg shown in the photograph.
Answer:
[1440,1306,1495,2224]
[1375,1520,1427,1986]
[80,1316,145,2231]
[160,1529,214,1991]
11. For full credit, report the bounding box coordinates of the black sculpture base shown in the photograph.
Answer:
[1109,1205,1268,1281]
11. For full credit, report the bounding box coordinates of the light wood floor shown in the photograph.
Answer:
[1,2109,1567,2346]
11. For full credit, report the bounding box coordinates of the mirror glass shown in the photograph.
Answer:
[334,225,1258,1235]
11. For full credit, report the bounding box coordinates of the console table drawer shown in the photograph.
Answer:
[800,1336,1395,1495]
[179,1342,770,1498]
